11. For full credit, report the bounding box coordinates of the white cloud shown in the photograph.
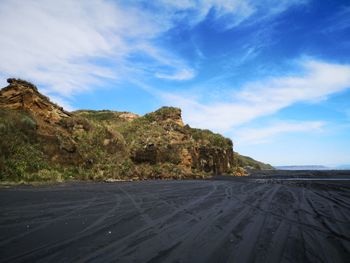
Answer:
[155,0,256,27]
[237,60,350,104]
[233,121,325,144]
[0,0,308,101]
[0,0,190,98]
[154,0,307,28]
[0,0,146,96]
[49,95,75,112]
[156,69,195,80]
[160,59,350,132]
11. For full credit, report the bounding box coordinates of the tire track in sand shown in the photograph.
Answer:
[1,194,121,263]
[77,182,222,262]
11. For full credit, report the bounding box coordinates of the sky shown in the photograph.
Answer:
[0,0,350,166]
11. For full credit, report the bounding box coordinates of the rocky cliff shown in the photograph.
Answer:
[0,79,272,182]
[0,79,70,125]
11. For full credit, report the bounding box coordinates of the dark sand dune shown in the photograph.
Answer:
[0,176,349,263]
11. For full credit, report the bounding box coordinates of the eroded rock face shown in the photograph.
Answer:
[146,106,184,127]
[129,107,235,175]
[131,142,234,175]
[0,78,71,125]
[0,79,122,167]
[190,146,234,175]
[118,112,139,122]
[1,78,256,179]
[1,79,235,175]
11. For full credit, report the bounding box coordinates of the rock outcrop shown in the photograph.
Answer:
[0,79,70,125]
[122,106,235,175]
[0,79,272,182]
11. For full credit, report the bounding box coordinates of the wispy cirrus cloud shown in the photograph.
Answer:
[323,6,350,33]
[0,0,158,96]
[0,0,308,99]
[160,59,350,133]
[156,69,195,81]
[233,120,326,144]
[152,0,308,28]
[0,0,192,97]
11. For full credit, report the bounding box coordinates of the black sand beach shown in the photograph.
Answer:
[1,173,350,263]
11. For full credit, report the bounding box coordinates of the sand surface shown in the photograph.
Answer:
[0,176,349,262]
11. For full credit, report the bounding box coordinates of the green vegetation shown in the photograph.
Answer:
[0,109,129,183]
[7,78,38,91]
[143,106,181,122]
[74,110,122,122]
[0,104,272,183]
[0,109,48,181]
[233,152,273,170]
[187,127,233,148]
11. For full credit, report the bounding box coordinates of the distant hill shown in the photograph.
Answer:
[274,165,330,170]
[335,165,350,170]
[234,153,274,170]
[0,78,271,182]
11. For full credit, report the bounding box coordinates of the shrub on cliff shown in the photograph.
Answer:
[0,78,273,182]
[0,109,49,181]
[233,152,273,170]
[187,127,233,148]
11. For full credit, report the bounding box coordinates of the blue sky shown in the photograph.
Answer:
[0,0,350,166]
